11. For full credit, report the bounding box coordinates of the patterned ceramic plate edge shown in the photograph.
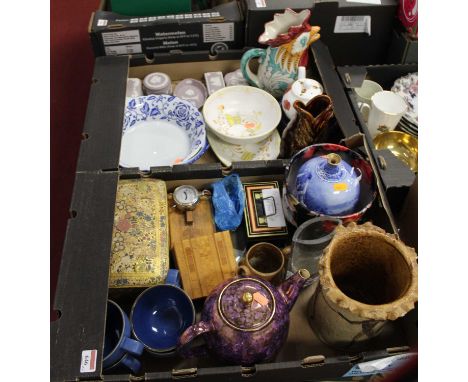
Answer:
[207,130,281,166]
[391,72,418,125]
[122,95,207,165]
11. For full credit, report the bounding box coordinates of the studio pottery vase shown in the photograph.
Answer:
[308,222,418,350]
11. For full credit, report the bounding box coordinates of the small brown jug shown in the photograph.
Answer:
[281,95,334,158]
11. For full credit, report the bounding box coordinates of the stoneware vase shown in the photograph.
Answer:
[240,8,320,99]
[308,222,418,350]
[177,269,310,365]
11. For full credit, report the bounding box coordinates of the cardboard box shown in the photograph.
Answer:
[51,170,415,382]
[51,42,417,381]
[77,41,363,173]
[243,0,399,66]
[337,63,418,214]
[387,26,418,64]
[89,0,244,57]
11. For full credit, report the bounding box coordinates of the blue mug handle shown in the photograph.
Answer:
[119,353,142,374]
[120,337,144,357]
[240,48,267,88]
[165,269,181,287]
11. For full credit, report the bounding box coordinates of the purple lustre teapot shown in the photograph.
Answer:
[177,269,310,365]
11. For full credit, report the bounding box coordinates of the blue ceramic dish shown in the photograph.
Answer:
[103,300,144,371]
[131,285,196,354]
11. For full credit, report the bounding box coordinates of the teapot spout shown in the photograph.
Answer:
[279,269,310,311]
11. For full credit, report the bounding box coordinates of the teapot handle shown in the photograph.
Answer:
[177,320,214,358]
[240,48,266,88]
[352,167,363,185]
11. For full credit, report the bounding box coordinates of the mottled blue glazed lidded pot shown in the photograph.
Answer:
[177,269,310,365]
[295,153,362,216]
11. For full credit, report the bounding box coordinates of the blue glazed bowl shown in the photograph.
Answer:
[103,300,144,371]
[131,285,196,354]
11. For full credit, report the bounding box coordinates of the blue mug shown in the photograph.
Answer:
[131,283,195,355]
[103,353,141,375]
[103,300,144,372]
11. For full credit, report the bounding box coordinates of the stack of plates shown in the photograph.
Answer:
[391,72,418,137]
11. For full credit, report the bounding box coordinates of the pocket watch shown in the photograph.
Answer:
[172,185,211,212]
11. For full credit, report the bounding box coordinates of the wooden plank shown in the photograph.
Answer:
[190,235,224,296]
[168,199,215,249]
[214,231,237,281]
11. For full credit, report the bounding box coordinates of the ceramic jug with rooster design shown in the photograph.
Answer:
[240,8,320,99]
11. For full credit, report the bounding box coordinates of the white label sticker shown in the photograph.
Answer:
[342,353,417,377]
[262,188,287,228]
[334,15,371,35]
[96,19,108,27]
[80,350,97,373]
[104,44,142,55]
[256,0,267,7]
[203,23,234,43]
[102,30,141,46]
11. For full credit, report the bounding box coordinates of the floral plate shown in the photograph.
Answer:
[391,72,418,126]
[121,95,208,170]
[207,129,280,167]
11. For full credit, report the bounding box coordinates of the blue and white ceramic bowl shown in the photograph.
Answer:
[121,95,208,170]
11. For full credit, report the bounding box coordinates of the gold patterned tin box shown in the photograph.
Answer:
[109,179,169,288]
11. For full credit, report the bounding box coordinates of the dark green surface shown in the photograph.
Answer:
[110,0,192,17]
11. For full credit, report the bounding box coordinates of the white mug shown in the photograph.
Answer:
[361,91,407,138]
[355,80,383,121]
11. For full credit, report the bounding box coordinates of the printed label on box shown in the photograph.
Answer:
[203,23,234,43]
[104,44,143,55]
[102,30,141,46]
[255,0,267,7]
[334,15,371,35]
[80,350,97,373]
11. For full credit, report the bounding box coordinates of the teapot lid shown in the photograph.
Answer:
[218,278,275,331]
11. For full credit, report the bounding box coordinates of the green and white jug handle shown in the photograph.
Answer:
[240,48,267,89]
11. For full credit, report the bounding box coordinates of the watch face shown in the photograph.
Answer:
[174,185,199,207]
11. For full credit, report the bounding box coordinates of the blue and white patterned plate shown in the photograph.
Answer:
[121,95,208,170]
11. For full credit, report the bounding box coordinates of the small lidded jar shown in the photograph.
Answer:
[143,72,172,95]
[282,66,323,120]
